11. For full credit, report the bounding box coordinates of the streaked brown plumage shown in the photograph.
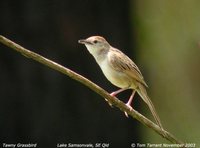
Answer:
[78,36,163,129]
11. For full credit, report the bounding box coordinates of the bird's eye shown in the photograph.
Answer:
[93,40,98,44]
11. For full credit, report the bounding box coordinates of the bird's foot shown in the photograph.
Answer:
[124,103,133,117]
[106,92,118,107]
[104,98,113,107]
[110,92,116,96]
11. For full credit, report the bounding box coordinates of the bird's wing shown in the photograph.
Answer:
[108,48,148,87]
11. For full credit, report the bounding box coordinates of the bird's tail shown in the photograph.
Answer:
[137,83,163,129]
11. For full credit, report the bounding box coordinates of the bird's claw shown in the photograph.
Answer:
[104,98,113,107]
[124,103,133,117]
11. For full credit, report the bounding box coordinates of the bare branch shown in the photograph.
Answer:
[0,35,184,145]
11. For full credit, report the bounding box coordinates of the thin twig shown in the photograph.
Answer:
[0,35,184,145]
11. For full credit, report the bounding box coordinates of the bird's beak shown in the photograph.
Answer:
[78,39,93,45]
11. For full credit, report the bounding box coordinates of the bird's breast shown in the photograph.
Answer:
[98,58,133,88]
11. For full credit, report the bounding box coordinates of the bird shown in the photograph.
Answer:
[78,36,163,129]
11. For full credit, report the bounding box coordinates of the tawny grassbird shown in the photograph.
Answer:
[78,36,163,129]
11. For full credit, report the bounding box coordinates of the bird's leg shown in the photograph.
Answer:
[105,88,129,107]
[125,90,136,117]
[110,88,128,96]
[126,90,136,107]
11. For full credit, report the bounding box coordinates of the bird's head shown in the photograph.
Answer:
[78,36,110,58]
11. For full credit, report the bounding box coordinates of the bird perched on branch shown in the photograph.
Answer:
[79,36,163,129]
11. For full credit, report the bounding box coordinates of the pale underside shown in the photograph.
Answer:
[99,47,148,89]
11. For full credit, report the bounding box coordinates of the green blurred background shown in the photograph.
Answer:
[134,1,200,145]
[0,0,199,147]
